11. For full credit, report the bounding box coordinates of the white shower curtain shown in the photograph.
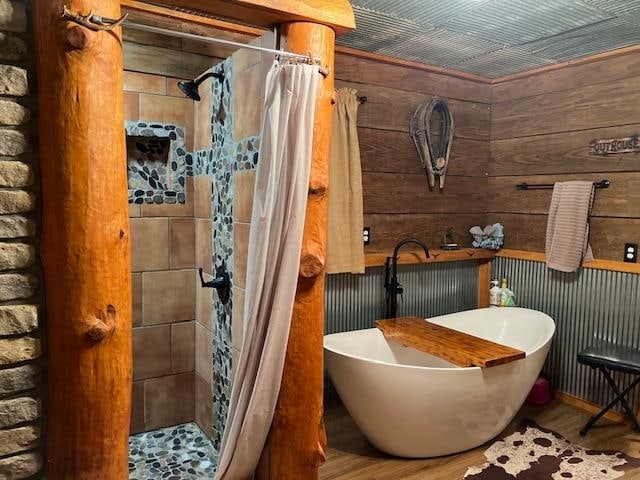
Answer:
[215,61,319,480]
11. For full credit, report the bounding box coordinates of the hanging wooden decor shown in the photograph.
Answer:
[410,96,455,189]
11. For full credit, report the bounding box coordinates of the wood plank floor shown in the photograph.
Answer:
[320,400,640,479]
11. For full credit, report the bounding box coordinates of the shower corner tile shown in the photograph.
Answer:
[194,175,213,219]
[132,272,143,328]
[169,218,196,270]
[195,372,214,439]
[130,217,170,273]
[129,203,141,218]
[144,372,195,431]
[196,218,213,276]
[171,321,195,374]
[231,286,244,351]
[232,222,250,289]
[133,324,172,381]
[130,381,145,435]
[232,170,256,223]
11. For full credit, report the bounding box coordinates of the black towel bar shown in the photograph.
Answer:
[516,179,610,190]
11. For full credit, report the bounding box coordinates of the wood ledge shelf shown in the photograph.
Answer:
[497,249,640,275]
[364,248,494,268]
[362,248,640,274]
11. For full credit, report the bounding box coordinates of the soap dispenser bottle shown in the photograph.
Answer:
[500,278,508,306]
[489,279,501,307]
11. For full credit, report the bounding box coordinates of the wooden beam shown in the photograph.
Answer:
[122,0,264,36]
[33,1,132,478]
[477,259,491,308]
[256,21,335,480]
[123,41,221,78]
[335,45,493,84]
[492,44,640,84]
[155,0,355,34]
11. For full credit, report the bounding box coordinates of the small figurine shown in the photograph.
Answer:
[441,227,459,250]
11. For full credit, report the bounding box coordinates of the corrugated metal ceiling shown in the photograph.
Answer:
[338,0,640,78]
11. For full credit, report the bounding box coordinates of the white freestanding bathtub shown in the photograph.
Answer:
[324,307,555,458]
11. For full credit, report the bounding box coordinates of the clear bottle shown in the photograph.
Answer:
[500,278,509,307]
[489,279,501,307]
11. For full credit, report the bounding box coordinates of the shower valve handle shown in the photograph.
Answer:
[198,264,231,305]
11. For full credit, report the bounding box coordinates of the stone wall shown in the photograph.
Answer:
[0,0,43,478]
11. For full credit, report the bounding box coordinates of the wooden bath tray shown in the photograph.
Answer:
[375,317,525,368]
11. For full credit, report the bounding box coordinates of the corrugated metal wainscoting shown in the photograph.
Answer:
[323,260,479,401]
[493,256,640,413]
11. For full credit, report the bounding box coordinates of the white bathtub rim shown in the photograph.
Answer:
[324,307,555,373]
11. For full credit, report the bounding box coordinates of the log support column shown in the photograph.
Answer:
[33,1,131,478]
[477,259,491,308]
[257,21,336,480]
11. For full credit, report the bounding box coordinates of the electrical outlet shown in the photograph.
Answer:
[363,227,370,246]
[624,243,638,263]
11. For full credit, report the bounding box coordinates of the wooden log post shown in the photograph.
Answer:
[33,1,131,478]
[477,259,491,308]
[256,22,336,479]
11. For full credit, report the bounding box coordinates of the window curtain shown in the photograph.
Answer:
[214,61,318,480]
[326,88,365,274]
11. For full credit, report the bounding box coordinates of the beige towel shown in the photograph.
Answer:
[326,88,365,274]
[545,181,595,272]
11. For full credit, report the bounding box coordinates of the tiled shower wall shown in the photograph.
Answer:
[124,71,196,151]
[128,176,215,434]
[125,69,217,435]
[204,32,273,453]
[124,29,271,447]
[137,30,274,451]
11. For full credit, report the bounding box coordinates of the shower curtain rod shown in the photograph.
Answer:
[122,22,321,65]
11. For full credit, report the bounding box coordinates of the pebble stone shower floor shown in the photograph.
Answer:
[129,423,218,479]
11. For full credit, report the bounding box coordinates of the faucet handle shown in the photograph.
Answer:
[397,284,404,304]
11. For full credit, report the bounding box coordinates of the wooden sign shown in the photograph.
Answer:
[590,135,640,155]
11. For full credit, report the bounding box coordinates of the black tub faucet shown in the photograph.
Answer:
[384,238,430,319]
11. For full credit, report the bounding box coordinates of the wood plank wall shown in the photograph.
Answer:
[121,10,246,78]
[489,51,640,261]
[334,55,491,252]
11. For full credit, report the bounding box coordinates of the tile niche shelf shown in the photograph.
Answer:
[125,120,194,205]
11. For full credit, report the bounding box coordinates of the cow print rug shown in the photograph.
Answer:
[464,420,640,480]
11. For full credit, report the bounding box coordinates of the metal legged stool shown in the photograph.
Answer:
[577,343,640,436]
